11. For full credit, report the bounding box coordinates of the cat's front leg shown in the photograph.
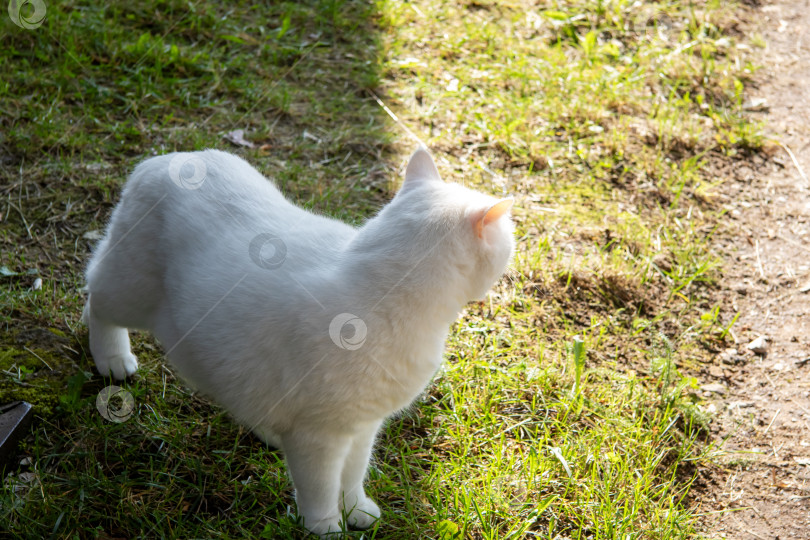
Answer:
[282,430,352,537]
[339,421,382,529]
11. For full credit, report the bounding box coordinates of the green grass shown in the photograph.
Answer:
[0,0,761,537]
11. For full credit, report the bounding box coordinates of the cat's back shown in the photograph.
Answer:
[124,149,286,208]
[117,149,349,245]
[102,149,357,283]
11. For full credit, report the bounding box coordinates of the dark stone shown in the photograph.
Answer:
[0,402,33,471]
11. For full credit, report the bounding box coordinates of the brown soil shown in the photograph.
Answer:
[694,0,810,537]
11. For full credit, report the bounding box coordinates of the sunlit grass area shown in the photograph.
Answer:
[0,0,759,537]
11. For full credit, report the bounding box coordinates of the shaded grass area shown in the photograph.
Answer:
[0,0,760,538]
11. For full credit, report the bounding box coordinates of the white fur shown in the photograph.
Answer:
[84,147,514,536]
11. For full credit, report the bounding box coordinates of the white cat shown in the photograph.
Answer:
[83,146,514,536]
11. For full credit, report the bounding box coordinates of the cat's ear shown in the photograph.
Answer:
[403,146,441,189]
[473,198,514,239]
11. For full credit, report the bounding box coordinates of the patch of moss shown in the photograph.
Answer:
[0,341,80,417]
[47,328,67,338]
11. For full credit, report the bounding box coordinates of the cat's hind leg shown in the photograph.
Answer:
[83,294,139,380]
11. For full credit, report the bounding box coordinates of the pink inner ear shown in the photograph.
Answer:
[475,199,514,238]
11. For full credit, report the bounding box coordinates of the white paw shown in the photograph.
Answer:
[95,352,138,380]
[302,514,343,538]
[343,495,380,530]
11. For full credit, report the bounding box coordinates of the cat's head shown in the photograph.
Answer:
[390,146,515,302]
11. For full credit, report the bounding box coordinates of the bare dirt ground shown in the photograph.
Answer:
[696,0,810,537]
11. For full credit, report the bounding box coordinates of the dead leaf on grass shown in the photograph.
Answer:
[224,129,255,148]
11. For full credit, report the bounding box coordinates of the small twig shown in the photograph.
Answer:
[795,357,810,367]
[791,399,810,416]
[745,529,768,540]
[777,233,810,254]
[23,346,52,370]
[664,39,699,59]
[778,141,809,186]
[7,201,33,240]
[698,506,753,517]
[764,408,781,434]
[755,239,766,279]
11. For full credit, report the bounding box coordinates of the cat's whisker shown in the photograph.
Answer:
[367,90,424,147]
